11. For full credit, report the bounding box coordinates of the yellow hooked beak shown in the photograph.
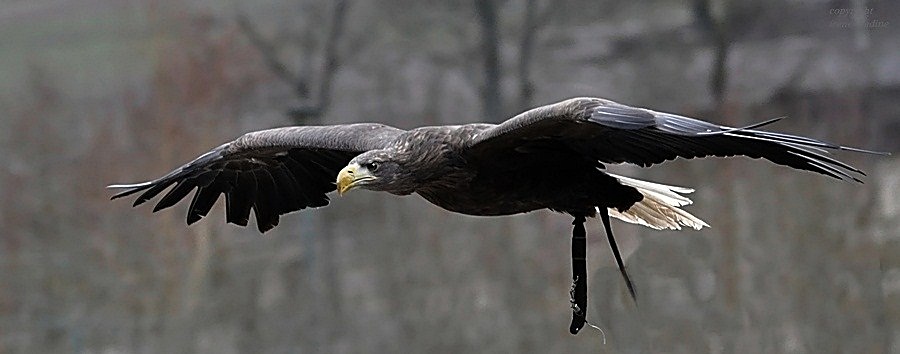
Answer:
[336,163,375,196]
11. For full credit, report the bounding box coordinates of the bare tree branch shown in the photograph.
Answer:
[474,0,503,122]
[237,15,309,97]
[289,0,350,122]
[238,0,351,124]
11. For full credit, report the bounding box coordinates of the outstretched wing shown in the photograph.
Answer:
[465,97,881,181]
[109,123,404,232]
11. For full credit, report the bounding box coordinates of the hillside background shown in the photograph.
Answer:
[1,0,898,353]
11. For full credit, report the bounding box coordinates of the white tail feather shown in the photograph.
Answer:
[605,173,709,230]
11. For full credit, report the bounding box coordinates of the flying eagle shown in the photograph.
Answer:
[109,97,879,334]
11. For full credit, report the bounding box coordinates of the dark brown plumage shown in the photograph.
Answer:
[111,123,403,231]
[110,97,881,334]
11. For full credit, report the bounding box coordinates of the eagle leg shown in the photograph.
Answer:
[600,208,637,302]
[569,215,588,335]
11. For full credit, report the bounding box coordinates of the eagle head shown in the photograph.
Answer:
[337,149,416,196]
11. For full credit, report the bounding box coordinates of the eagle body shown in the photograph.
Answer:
[385,124,643,217]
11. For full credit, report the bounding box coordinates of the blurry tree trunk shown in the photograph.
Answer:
[517,0,553,109]
[475,0,503,122]
[238,0,351,124]
[517,0,538,109]
[693,0,730,107]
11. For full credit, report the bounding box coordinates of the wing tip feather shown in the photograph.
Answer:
[107,182,153,200]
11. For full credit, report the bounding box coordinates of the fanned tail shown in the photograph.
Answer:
[606,173,709,231]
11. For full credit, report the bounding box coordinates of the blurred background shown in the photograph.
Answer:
[1,0,898,352]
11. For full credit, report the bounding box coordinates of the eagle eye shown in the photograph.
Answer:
[365,161,379,172]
